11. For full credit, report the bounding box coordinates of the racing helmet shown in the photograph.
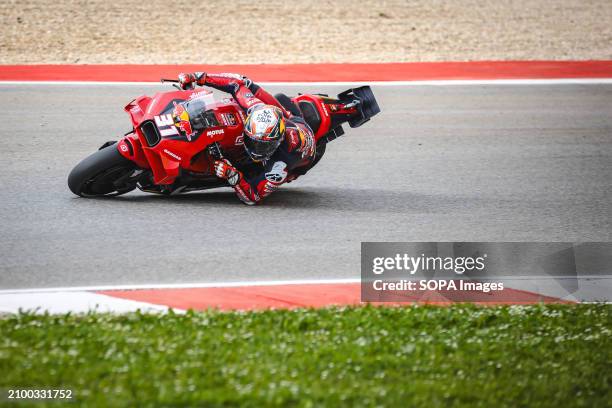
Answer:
[243,105,285,162]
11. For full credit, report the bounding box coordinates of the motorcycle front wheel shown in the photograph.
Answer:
[68,144,139,197]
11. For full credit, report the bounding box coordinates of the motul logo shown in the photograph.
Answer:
[206,129,225,137]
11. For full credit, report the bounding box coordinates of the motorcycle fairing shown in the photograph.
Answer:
[120,89,245,185]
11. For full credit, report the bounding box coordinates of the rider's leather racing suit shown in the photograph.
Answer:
[190,72,317,205]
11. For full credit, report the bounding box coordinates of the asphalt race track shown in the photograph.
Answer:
[1,83,611,289]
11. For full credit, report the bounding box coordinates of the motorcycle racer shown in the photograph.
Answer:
[175,72,317,205]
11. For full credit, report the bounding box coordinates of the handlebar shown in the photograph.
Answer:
[161,78,182,90]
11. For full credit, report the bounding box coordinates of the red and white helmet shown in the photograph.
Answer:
[243,105,286,162]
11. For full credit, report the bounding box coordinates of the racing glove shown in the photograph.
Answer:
[214,159,241,186]
[178,72,207,90]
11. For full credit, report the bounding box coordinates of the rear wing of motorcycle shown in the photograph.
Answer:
[338,86,381,128]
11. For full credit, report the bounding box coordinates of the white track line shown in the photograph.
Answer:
[1,79,612,86]
[1,275,608,295]
[0,278,362,295]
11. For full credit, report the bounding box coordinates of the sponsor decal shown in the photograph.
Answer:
[321,103,329,117]
[265,161,288,183]
[244,92,254,98]
[170,103,194,140]
[253,107,277,130]
[216,73,242,79]
[221,113,235,126]
[188,90,210,100]
[296,125,315,158]
[206,129,225,138]
[119,144,129,152]
[163,149,181,161]
[256,109,273,123]
[287,128,300,151]
[154,114,179,137]
[235,135,244,146]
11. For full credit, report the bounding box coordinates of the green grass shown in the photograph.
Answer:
[1,305,611,407]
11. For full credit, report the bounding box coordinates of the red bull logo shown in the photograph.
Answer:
[172,102,194,141]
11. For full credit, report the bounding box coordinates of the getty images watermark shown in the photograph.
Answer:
[360,242,612,303]
[370,252,504,293]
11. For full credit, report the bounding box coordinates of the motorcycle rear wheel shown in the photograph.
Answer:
[68,145,138,197]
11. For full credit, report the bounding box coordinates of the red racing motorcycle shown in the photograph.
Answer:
[68,81,380,197]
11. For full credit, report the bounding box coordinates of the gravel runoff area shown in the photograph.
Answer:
[1,0,611,64]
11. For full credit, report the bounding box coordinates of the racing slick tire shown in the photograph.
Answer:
[68,144,138,197]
